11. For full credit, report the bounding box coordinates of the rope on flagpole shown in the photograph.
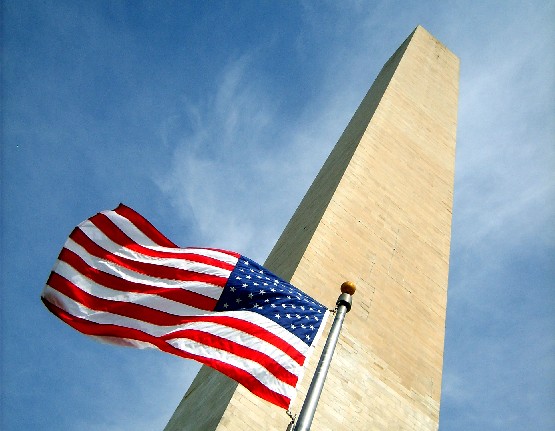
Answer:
[285,410,297,431]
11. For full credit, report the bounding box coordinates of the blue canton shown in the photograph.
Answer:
[214,256,327,346]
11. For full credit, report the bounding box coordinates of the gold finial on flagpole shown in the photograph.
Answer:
[341,281,356,295]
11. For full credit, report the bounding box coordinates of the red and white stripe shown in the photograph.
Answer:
[42,204,327,409]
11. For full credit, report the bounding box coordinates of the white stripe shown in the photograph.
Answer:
[217,310,310,355]
[77,220,233,277]
[43,285,186,336]
[100,210,162,248]
[167,337,295,399]
[179,248,239,266]
[53,260,211,316]
[165,320,302,376]
[102,210,240,266]
[42,286,308,357]
[63,238,224,299]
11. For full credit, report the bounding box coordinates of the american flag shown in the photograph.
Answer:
[41,204,329,409]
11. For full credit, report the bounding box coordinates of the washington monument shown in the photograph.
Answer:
[165,25,459,431]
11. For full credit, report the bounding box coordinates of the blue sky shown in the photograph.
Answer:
[2,1,553,430]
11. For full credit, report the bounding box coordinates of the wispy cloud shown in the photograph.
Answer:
[154,55,282,258]
[152,48,368,260]
[449,3,555,269]
[440,5,555,428]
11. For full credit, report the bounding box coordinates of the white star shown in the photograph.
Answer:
[242,283,248,288]
[248,293,253,299]
[291,324,296,329]
[235,276,242,280]
[230,286,236,292]
[270,304,276,308]
[253,282,259,286]
[300,306,305,311]
[275,314,280,319]
[301,324,306,329]
[286,314,291,319]
[236,298,241,303]
[270,288,276,292]
[310,325,315,330]
[244,260,249,265]
[223,303,228,308]
[259,290,265,295]
[296,314,301,319]
[281,304,287,308]
[246,275,252,279]
[306,335,310,340]
[315,317,319,321]
[264,299,269,303]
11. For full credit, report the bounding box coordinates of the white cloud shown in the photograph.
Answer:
[152,47,372,261]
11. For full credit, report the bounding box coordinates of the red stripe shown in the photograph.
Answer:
[113,204,178,248]
[162,329,298,387]
[198,247,241,259]
[171,315,306,366]
[48,269,303,364]
[89,213,235,271]
[48,272,198,326]
[42,297,291,409]
[58,248,219,310]
[70,228,228,287]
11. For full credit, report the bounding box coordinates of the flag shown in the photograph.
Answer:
[41,204,329,409]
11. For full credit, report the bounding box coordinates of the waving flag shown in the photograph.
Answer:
[41,204,329,409]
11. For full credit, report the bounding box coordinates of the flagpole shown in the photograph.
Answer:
[291,281,356,431]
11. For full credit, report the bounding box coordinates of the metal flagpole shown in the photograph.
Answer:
[290,281,356,431]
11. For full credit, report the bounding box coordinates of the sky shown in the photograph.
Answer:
[1,1,553,430]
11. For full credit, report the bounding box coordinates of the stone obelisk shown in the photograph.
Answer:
[164,25,459,431]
